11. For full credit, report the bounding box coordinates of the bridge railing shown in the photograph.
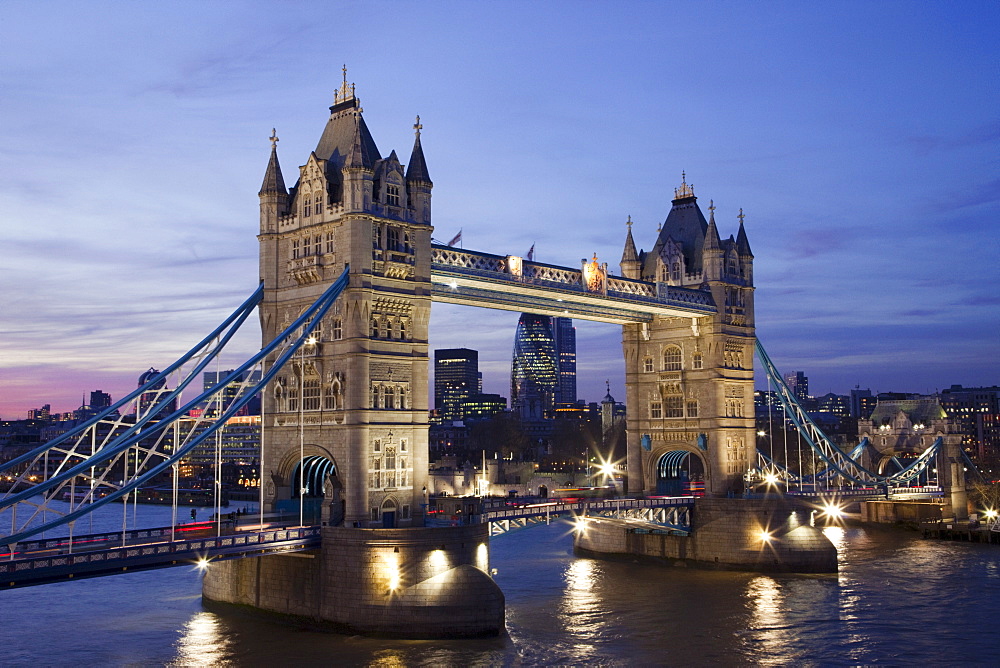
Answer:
[430,245,714,312]
[1,526,321,588]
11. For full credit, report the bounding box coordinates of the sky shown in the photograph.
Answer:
[1,1,998,419]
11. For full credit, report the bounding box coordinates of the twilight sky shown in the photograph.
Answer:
[1,1,998,419]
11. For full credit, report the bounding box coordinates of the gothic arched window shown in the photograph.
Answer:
[663,346,682,371]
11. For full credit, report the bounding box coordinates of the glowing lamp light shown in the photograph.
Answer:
[821,502,845,520]
[763,473,779,487]
[597,462,616,478]
[759,530,772,543]
[574,517,589,534]
[195,558,210,572]
[986,509,998,520]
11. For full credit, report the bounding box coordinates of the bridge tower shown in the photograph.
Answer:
[257,74,432,526]
[619,178,756,496]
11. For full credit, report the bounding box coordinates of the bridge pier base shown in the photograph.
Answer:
[575,498,837,573]
[202,524,504,638]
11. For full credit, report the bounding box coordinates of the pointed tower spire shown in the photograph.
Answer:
[620,215,641,279]
[405,115,432,183]
[259,128,287,195]
[736,208,753,257]
[703,200,721,251]
[346,111,374,169]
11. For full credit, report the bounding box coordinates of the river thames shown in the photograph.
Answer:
[4,503,1000,666]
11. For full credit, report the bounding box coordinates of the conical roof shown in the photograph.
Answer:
[643,176,708,278]
[315,96,381,172]
[736,209,753,257]
[406,122,431,183]
[259,140,287,196]
[621,216,639,264]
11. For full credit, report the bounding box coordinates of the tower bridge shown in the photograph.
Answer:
[0,74,973,637]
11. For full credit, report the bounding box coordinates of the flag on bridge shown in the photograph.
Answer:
[447,229,462,247]
[527,243,535,261]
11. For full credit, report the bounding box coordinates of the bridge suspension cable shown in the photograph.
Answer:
[1,267,350,549]
[753,340,945,490]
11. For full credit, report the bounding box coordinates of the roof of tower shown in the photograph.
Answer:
[259,129,287,196]
[621,216,639,264]
[345,111,378,170]
[643,173,709,276]
[736,209,753,257]
[406,116,432,183]
[314,73,381,172]
[703,201,722,252]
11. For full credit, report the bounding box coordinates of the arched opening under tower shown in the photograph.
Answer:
[656,449,705,497]
[292,454,337,498]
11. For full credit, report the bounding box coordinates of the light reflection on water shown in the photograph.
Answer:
[173,612,232,667]
[6,512,1000,666]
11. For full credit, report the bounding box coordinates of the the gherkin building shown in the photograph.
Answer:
[510,313,559,420]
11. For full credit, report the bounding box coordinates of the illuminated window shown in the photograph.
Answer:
[663,346,682,371]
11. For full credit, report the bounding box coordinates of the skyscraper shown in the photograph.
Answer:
[511,314,559,420]
[553,316,577,405]
[783,371,809,404]
[434,348,479,422]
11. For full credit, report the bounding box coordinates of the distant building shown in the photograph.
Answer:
[783,371,809,405]
[201,369,262,417]
[816,392,850,418]
[510,313,559,421]
[553,317,577,405]
[939,385,1000,459]
[460,393,506,421]
[434,348,480,422]
[850,387,875,419]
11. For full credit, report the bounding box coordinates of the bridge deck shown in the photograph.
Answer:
[0,524,320,589]
[430,245,715,324]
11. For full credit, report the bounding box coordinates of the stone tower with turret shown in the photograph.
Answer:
[620,176,756,496]
[257,73,433,526]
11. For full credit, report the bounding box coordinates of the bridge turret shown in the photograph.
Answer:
[258,129,288,235]
[620,215,641,279]
[736,209,753,284]
[406,116,432,225]
[702,202,724,283]
[342,111,376,213]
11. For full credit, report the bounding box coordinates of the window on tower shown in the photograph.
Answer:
[386,184,400,207]
[663,346,682,371]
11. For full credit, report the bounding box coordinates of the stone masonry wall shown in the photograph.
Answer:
[203,524,504,637]
[576,498,837,573]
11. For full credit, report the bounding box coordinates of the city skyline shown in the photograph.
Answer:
[2,2,999,418]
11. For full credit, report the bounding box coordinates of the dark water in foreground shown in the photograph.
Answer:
[4,505,1000,666]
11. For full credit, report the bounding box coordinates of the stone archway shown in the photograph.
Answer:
[654,448,705,496]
